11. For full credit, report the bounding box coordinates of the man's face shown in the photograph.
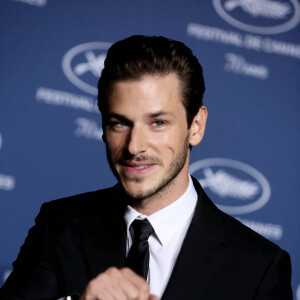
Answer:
[103,73,194,201]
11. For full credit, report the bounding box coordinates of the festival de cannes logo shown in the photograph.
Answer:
[189,158,271,214]
[213,0,300,34]
[296,284,300,300]
[62,42,111,96]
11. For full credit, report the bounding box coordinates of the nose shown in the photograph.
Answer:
[126,125,147,156]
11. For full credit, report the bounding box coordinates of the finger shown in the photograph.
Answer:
[121,267,148,287]
[101,267,135,300]
[83,268,126,300]
[81,267,150,300]
[149,295,160,300]
[121,268,150,300]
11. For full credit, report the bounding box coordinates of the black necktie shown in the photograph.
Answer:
[125,219,154,279]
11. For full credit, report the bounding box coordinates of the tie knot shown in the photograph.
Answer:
[131,219,154,241]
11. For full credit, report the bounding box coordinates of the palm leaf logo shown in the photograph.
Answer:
[224,0,291,19]
[200,168,260,200]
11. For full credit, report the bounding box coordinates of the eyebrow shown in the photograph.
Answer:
[147,111,172,118]
[107,113,128,120]
[107,111,172,120]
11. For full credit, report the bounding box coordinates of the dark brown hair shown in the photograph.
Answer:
[97,35,205,127]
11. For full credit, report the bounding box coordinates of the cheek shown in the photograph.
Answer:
[105,134,125,157]
[149,133,170,147]
[150,131,182,154]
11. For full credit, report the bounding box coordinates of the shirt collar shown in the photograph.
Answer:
[124,175,198,245]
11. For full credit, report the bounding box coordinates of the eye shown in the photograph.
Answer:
[116,121,128,127]
[108,120,128,130]
[152,120,166,127]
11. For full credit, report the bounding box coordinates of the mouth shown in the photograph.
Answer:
[121,161,156,175]
[130,165,151,170]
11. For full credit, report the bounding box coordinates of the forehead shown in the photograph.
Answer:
[105,73,184,114]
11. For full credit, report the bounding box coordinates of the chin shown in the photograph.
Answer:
[122,175,173,202]
[121,180,151,200]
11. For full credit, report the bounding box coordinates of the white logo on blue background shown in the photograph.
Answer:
[11,0,47,7]
[2,270,11,283]
[296,283,300,300]
[62,42,111,96]
[189,158,271,214]
[213,0,300,34]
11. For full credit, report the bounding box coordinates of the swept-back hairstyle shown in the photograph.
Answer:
[97,35,205,127]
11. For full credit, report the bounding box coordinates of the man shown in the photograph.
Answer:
[0,35,292,299]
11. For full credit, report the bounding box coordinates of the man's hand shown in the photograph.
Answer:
[79,267,159,300]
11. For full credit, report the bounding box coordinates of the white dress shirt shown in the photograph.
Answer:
[123,175,198,298]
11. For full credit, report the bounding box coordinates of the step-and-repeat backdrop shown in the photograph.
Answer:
[1,0,299,297]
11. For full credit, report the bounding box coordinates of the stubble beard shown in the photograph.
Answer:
[106,133,190,204]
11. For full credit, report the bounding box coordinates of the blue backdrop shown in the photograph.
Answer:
[1,0,299,297]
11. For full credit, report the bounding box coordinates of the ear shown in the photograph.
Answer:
[189,106,208,147]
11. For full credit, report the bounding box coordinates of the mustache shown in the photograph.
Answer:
[119,154,163,165]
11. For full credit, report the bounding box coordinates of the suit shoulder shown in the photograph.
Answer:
[193,177,283,255]
[219,209,284,257]
[37,185,124,223]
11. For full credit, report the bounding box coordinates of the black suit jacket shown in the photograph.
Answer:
[0,178,293,299]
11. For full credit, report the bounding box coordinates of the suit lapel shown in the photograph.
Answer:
[82,215,127,279]
[82,187,128,279]
[162,178,227,300]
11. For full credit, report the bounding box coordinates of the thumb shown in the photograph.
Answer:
[149,295,159,300]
